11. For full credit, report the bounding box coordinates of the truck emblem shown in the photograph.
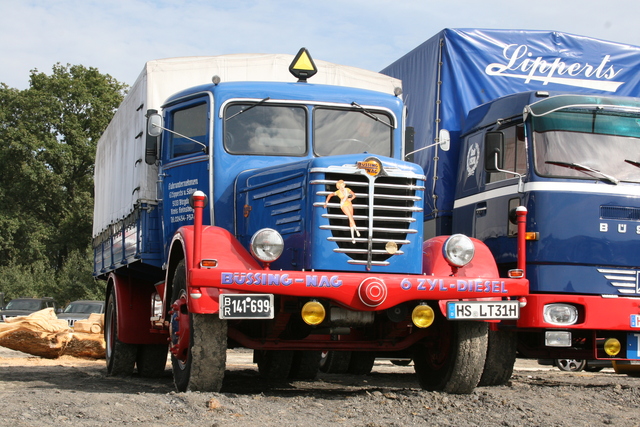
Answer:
[466,143,479,177]
[357,157,383,176]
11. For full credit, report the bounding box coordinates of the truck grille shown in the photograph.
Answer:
[312,164,424,269]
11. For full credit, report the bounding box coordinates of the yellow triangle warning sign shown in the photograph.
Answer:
[289,48,318,82]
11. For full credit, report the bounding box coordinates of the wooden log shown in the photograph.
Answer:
[0,308,105,359]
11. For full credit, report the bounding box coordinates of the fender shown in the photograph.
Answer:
[108,273,167,345]
[422,235,500,278]
[165,225,261,313]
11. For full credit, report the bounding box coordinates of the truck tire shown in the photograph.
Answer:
[347,351,376,375]
[413,320,488,394]
[478,329,517,386]
[105,288,137,376]
[136,344,168,378]
[289,351,322,380]
[319,351,351,374]
[170,260,227,392]
[255,350,294,380]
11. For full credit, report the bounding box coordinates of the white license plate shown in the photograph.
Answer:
[219,294,274,319]
[447,301,519,320]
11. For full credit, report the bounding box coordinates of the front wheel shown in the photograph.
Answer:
[413,321,488,394]
[169,260,227,391]
[105,287,137,376]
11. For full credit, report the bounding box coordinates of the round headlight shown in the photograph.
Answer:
[443,234,475,267]
[250,228,284,263]
[543,303,578,325]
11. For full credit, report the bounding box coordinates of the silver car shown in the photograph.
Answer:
[58,300,105,327]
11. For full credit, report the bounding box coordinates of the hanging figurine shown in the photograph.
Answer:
[324,180,360,243]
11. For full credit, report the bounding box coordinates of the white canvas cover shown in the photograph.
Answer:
[93,54,402,237]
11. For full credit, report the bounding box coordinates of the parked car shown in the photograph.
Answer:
[58,300,105,327]
[537,358,612,372]
[0,297,60,322]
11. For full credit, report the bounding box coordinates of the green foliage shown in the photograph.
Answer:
[0,63,126,305]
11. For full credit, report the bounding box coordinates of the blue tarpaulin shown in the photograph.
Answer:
[381,29,640,226]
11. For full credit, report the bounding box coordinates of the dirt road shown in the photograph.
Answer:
[1,346,639,426]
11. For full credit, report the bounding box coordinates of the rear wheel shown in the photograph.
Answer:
[319,351,351,374]
[413,321,488,394]
[105,287,137,376]
[255,350,294,380]
[478,329,517,386]
[347,351,376,375]
[136,344,168,378]
[169,260,227,391]
[289,351,322,380]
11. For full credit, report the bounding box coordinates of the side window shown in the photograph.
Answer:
[170,102,208,158]
[487,124,526,183]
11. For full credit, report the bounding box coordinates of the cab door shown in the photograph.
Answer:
[158,95,212,254]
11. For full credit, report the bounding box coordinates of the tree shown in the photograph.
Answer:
[0,64,127,304]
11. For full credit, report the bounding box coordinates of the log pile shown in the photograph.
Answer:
[0,308,106,359]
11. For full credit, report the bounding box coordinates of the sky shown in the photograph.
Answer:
[1,0,640,90]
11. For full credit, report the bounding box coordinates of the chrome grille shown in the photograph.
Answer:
[311,163,424,269]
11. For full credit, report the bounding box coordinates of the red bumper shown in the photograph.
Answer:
[517,293,640,331]
[187,267,529,314]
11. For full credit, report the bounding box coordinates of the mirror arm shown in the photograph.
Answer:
[492,152,525,193]
[150,123,208,154]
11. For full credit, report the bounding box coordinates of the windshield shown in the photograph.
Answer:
[63,302,103,314]
[532,109,640,183]
[224,103,306,155]
[314,108,392,156]
[5,300,42,310]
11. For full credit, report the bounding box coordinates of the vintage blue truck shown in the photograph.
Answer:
[92,49,528,393]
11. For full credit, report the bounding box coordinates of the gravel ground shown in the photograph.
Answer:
[1,346,639,427]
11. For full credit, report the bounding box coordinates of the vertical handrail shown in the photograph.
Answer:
[191,190,207,270]
[516,206,528,275]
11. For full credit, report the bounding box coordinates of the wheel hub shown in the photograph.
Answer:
[169,293,190,364]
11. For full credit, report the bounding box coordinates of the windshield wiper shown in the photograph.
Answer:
[225,97,270,121]
[625,159,640,169]
[351,102,393,129]
[545,160,619,185]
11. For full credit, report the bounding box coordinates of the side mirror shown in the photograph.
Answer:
[438,129,450,152]
[145,110,161,165]
[405,126,415,162]
[485,131,504,172]
[147,111,163,137]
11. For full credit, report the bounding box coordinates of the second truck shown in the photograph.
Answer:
[382,29,640,375]
[92,49,528,394]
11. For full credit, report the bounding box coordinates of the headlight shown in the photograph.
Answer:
[543,303,578,325]
[443,234,475,267]
[250,228,284,263]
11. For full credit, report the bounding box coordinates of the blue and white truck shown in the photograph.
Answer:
[382,29,640,375]
[92,49,528,394]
